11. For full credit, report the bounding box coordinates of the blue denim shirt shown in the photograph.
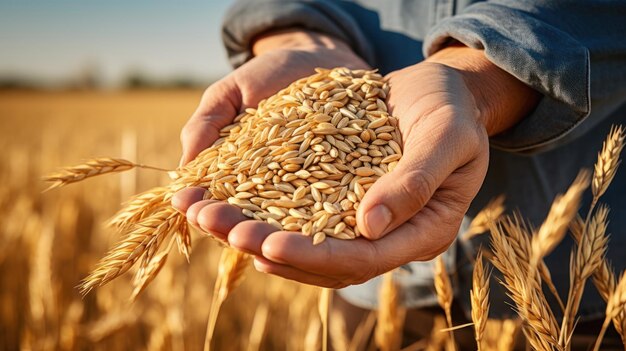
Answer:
[221,0,626,320]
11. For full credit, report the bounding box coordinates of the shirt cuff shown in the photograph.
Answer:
[222,0,375,68]
[423,2,590,153]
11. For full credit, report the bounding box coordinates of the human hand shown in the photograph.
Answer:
[173,45,539,288]
[179,29,369,165]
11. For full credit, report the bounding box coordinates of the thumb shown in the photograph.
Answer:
[179,80,240,166]
[356,123,462,240]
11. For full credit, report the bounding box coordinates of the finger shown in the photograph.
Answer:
[264,187,466,278]
[180,80,240,165]
[228,220,280,256]
[253,256,346,288]
[260,231,379,283]
[171,187,206,214]
[357,112,469,239]
[194,202,247,240]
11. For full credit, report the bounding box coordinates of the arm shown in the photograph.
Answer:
[425,0,626,153]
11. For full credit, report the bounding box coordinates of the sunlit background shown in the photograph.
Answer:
[0,0,232,89]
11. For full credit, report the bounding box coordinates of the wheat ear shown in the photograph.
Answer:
[375,270,404,351]
[489,220,561,351]
[204,247,250,351]
[593,272,626,351]
[591,125,625,208]
[559,206,609,348]
[470,251,491,351]
[501,214,565,311]
[462,195,506,240]
[530,171,590,273]
[43,157,169,191]
[79,207,183,295]
[434,255,456,351]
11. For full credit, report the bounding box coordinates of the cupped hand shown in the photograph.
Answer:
[174,45,539,288]
[179,29,369,165]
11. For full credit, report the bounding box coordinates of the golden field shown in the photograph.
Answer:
[1,90,625,351]
[0,90,321,351]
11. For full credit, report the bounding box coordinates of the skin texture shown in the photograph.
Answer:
[173,30,539,288]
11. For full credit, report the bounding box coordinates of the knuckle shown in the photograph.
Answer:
[398,169,438,208]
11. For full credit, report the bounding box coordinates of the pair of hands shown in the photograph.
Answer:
[172,30,538,288]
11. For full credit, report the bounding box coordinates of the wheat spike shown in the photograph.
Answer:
[593,272,626,351]
[592,125,625,203]
[434,255,456,351]
[204,247,250,351]
[501,214,565,311]
[130,248,169,302]
[462,195,505,240]
[375,270,404,351]
[79,207,182,295]
[497,319,519,351]
[559,206,609,348]
[470,251,491,351]
[531,171,590,270]
[489,221,561,351]
[107,187,169,229]
[43,157,168,191]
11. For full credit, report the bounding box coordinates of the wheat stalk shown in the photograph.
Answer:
[434,255,456,351]
[204,247,250,351]
[470,251,490,351]
[559,206,609,349]
[593,272,626,351]
[43,157,169,191]
[462,195,505,240]
[318,287,332,351]
[79,207,183,295]
[591,125,625,207]
[375,270,404,351]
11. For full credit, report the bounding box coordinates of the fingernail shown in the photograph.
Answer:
[364,204,392,239]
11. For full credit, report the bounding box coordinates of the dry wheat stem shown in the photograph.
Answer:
[593,272,626,351]
[204,247,250,351]
[470,251,490,351]
[434,255,456,351]
[376,270,404,351]
[43,157,169,191]
[318,287,332,351]
[559,206,609,349]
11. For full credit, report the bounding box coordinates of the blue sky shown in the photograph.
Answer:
[0,0,234,86]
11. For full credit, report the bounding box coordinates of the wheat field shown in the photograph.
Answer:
[0,90,322,351]
[1,89,624,351]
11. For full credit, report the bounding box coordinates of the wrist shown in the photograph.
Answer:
[252,28,353,56]
[426,45,540,136]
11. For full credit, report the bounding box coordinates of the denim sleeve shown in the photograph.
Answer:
[424,0,626,153]
[221,0,375,68]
